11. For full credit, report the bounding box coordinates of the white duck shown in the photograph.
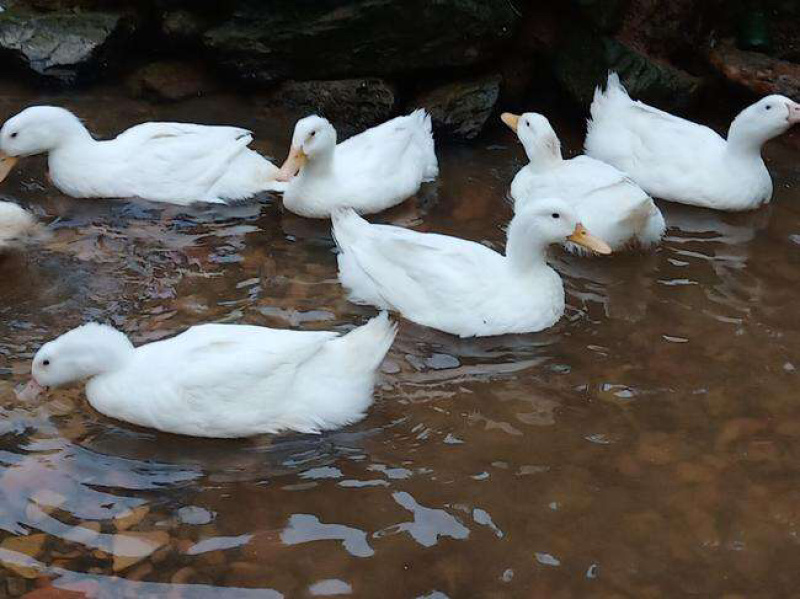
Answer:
[0,202,40,250]
[585,73,800,211]
[20,314,397,438]
[0,106,284,205]
[275,110,438,218]
[502,111,665,252]
[331,201,611,338]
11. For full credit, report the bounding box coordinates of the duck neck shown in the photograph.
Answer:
[302,147,336,179]
[505,227,551,274]
[51,118,94,151]
[726,120,766,160]
[83,340,134,379]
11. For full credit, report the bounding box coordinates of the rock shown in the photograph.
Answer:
[555,27,702,110]
[267,78,396,137]
[709,39,800,100]
[616,0,721,62]
[203,0,520,85]
[576,0,629,33]
[113,505,149,531]
[126,60,217,102]
[157,8,211,45]
[412,74,501,140]
[111,531,170,572]
[0,9,137,85]
[0,534,46,579]
[177,505,215,525]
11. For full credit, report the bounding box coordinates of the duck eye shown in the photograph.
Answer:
[10,132,17,138]
[42,359,50,366]
[765,105,771,110]
[309,130,316,137]
[551,213,560,219]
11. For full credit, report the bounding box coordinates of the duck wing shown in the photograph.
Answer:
[335,111,433,180]
[112,123,261,203]
[333,209,501,327]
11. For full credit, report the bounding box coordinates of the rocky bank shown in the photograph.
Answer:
[0,0,797,138]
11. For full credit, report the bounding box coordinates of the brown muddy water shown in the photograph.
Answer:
[0,84,799,599]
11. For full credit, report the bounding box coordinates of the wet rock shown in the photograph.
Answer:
[1,533,46,579]
[555,28,702,110]
[157,8,212,45]
[111,530,169,572]
[177,505,215,525]
[710,39,800,100]
[113,505,149,531]
[616,0,720,63]
[576,0,628,33]
[203,1,520,85]
[267,78,396,137]
[0,9,137,85]
[411,74,501,140]
[126,60,218,102]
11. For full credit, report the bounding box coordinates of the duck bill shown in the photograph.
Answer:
[0,151,19,183]
[275,146,308,182]
[788,101,800,125]
[16,378,46,401]
[567,223,612,255]
[501,112,520,133]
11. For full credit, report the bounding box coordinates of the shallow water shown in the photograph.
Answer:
[1,85,799,598]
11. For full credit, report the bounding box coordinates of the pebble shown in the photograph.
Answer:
[111,531,170,572]
[114,505,150,531]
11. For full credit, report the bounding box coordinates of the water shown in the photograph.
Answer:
[1,84,799,598]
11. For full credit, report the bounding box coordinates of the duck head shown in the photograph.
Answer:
[501,112,562,168]
[506,198,611,270]
[0,106,90,183]
[19,323,134,400]
[276,115,338,182]
[728,95,800,150]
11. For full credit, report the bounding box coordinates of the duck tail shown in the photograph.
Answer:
[409,108,439,182]
[628,199,666,247]
[587,72,630,141]
[332,312,398,373]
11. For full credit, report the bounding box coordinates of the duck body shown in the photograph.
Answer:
[585,73,800,211]
[332,201,611,338]
[503,112,665,252]
[0,107,282,205]
[0,202,40,250]
[278,110,438,218]
[27,314,396,438]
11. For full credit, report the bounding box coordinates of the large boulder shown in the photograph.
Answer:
[0,8,136,85]
[203,0,520,85]
[555,28,701,110]
[266,78,396,137]
[412,74,501,140]
[709,39,800,101]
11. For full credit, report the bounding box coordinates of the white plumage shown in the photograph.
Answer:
[24,314,397,438]
[277,109,438,218]
[0,201,40,250]
[502,111,665,252]
[585,72,800,211]
[331,200,611,338]
[0,106,284,205]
